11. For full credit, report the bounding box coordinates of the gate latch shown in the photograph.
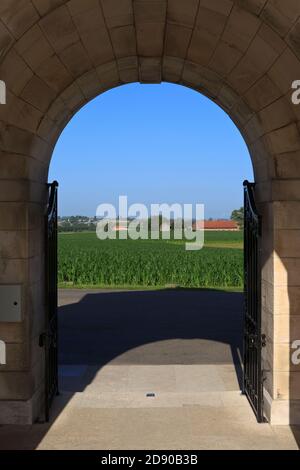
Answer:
[249,334,267,348]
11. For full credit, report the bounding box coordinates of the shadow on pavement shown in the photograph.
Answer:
[0,288,245,450]
[58,289,244,391]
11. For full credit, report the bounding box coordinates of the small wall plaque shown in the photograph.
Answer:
[0,285,22,322]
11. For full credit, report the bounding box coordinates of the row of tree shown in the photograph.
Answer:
[57,209,245,233]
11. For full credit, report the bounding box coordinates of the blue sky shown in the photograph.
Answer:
[49,83,253,219]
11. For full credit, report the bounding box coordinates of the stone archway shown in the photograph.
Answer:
[0,0,300,425]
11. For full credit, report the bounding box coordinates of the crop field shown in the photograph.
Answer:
[58,231,244,290]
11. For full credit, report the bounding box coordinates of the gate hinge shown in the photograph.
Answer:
[261,334,267,348]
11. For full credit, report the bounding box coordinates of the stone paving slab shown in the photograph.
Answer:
[1,362,298,450]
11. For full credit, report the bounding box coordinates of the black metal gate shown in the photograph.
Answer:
[243,181,265,423]
[40,181,59,422]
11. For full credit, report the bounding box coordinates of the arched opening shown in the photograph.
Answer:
[35,82,266,446]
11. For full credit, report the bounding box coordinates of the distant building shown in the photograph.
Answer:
[193,220,240,231]
[112,220,129,232]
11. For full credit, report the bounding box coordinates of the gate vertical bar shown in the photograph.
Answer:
[243,181,264,423]
[41,181,59,422]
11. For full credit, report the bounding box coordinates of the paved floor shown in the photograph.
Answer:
[0,289,299,450]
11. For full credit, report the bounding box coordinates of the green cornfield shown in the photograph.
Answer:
[58,232,244,289]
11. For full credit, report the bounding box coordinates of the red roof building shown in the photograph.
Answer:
[193,220,240,231]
